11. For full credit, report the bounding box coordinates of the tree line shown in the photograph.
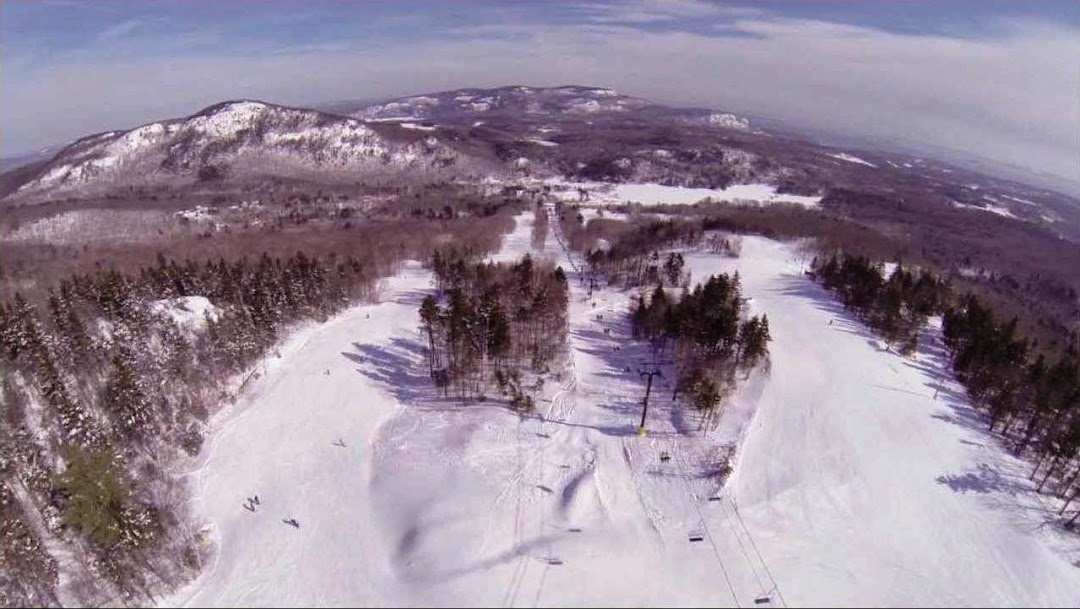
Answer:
[576,216,703,289]
[421,251,568,408]
[554,207,703,291]
[811,254,949,354]
[943,297,1080,522]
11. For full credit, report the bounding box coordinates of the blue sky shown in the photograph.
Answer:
[2,1,1078,183]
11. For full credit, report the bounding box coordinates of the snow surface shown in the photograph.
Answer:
[363,116,419,123]
[576,207,630,223]
[149,296,221,333]
[706,113,750,130]
[187,102,269,140]
[404,96,440,106]
[828,152,877,168]
[1002,194,1038,206]
[547,179,822,208]
[952,200,1018,219]
[5,209,174,245]
[162,213,1080,607]
[176,206,215,222]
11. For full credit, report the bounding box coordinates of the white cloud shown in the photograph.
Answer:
[96,18,145,42]
[271,41,353,55]
[577,0,733,24]
[3,12,1078,185]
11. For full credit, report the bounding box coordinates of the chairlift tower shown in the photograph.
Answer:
[637,361,668,436]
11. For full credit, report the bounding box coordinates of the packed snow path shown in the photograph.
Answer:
[166,262,435,606]
[164,211,1080,607]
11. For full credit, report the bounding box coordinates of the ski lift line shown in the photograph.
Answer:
[712,488,770,599]
[533,409,554,608]
[506,413,552,609]
[664,429,785,608]
[695,480,768,597]
[495,340,574,593]
[728,496,788,609]
[725,495,780,594]
[502,419,529,608]
[532,559,551,609]
[703,485,784,607]
[671,446,740,608]
[686,454,779,608]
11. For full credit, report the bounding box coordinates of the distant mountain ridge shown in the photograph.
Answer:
[1,85,1076,245]
[0,86,753,203]
[1,99,478,202]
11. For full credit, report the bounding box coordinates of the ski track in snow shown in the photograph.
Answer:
[161,211,1080,607]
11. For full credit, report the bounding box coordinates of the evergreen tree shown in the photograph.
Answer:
[53,447,129,547]
[739,314,772,368]
[102,351,152,441]
[419,295,442,374]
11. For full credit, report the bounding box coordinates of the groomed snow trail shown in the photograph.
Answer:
[164,261,434,607]
[162,212,1080,607]
[699,239,1080,607]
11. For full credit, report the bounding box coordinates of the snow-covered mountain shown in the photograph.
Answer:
[4,86,1076,245]
[349,85,754,131]
[5,100,478,202]
[0,87,765,205]
[705,112,750,130]
[355,85,658,121]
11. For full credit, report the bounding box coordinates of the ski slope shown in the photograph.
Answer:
[162,211,1080,607]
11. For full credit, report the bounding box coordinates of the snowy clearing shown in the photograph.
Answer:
[162,211,1080,607]
[4,208,177,244]
[148,296,221,333]
[952,200,1018,219]
[828,152,877,168]
[576,207,630,223]
[1001,194,1038,206]
[545,179,822,208]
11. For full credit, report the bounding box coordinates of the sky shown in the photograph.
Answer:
[2,0,1078,185]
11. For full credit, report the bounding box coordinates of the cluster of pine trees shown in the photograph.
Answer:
[420,252,569,407]
[553,201,702,269]
[582,219,703,289]
[570,218,704,293]
[0,250,378,605]
[704,233,742,258]
[630,274,771,428]
[811,254,949,353]
[944,297,1080,522]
